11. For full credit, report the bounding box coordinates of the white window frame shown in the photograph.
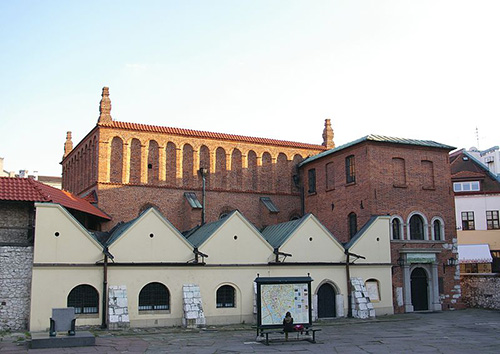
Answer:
[430,217,445,241]
[453,181,480,192]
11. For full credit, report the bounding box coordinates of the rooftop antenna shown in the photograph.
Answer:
[475,127,480,150]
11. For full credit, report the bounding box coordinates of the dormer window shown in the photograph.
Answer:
[453,181,480,192]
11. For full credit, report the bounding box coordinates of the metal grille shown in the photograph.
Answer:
[216,285,235,308]
[139,282,169,311]
[67,284,99,314]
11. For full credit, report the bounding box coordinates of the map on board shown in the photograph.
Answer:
[260,283,310,325]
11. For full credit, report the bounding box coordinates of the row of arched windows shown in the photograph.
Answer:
[67,283,237,314]
[109,136,304,193]
[390,213,444,241]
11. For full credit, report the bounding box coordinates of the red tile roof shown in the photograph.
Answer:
[99,121,327,151]
[451,170,485,179]
[0,177,110,220]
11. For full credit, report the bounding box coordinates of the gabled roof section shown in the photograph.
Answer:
[185,210,239,248]
[261,215,309,248]
[450,150,500,190]
[299,134,455,167]
[344,216,380,250]
[104,207,189,247]
[99,120,326,151]
[0,177,110,220]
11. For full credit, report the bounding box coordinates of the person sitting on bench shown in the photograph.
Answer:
[283,311,294,340]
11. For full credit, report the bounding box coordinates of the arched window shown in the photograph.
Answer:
[67,284,99,314]
[216,285,235,308]
[409,214,425,240]
[348,212,357,239]
[139,282,170,311]
[391,216,403,240]
[432,217,444,241]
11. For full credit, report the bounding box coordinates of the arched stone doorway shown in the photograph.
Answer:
[317,283,336,318]
[411,267,429,311]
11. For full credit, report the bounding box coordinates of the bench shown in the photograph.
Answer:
[256,326,321,345]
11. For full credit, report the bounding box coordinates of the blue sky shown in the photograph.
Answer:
[1,0,499,176]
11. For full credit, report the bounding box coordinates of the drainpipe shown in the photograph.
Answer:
[101,247,114,329]
[345,251,352,318]
[199,168,208,225]
[101,253,108,329]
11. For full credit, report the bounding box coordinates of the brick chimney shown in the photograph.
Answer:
[322,118,335,149]
[64,131,73,158]
[98,86,113,123]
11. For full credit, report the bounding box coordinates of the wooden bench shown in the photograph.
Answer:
[256,326,321,345]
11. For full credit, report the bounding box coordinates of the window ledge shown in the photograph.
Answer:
[308,191,317,195]
[345,182,356,187]
[422,187,436,191]
[139,310,171,315]
[391,240,446,243]
[393,184,408,189]
[75,313,99,319]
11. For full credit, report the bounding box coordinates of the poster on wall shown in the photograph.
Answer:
[254,276,313,328]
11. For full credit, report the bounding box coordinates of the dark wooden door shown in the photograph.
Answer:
[411,268,429,311]
[317,284,336,318]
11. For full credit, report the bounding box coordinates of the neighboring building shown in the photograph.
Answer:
[0,157,15,177]
[450,148,500,273]
[29,204,393,331]
[0,177,110,331]
[61,87,330,231]
[458,244,493,273]
[298,136,461,313]
[466,146,500,176]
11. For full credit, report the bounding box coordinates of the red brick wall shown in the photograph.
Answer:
[301,140,461,311]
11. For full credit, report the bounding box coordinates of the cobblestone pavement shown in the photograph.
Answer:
[1,309,500,353]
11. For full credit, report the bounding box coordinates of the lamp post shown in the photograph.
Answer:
[199,167,208,225]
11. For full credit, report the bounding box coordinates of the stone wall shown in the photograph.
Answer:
[0,246,33,331]
[460,274,500,310]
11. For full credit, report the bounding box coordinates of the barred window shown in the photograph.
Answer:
[67,284,99,314]
[139,282,170,311]
[216,285,235,308]
[486,210,499,230]
[461,211,475,230]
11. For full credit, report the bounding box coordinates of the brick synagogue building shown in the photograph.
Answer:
[61,87,462,315]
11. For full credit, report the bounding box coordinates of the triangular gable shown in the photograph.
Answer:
[345,216,391,264]
[33,203,103,263]
[273,214,346,263]
[194,211,274,264]
[107,207,194,263]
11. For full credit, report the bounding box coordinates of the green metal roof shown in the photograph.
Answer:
[261,214,311,248]
[343,216,379,249]
[299,134,456,167]
[185,210,238,248]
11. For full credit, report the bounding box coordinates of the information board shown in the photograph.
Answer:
[255,276,312,328]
